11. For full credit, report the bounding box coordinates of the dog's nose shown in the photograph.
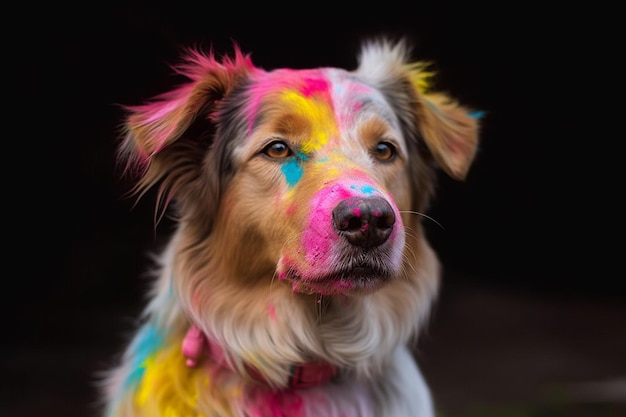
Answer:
[332,196,396,248]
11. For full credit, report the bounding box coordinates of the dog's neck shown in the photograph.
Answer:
[182,324,338,389]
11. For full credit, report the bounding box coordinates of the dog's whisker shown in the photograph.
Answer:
[269,270,278,296]
[316,293,324,322]
[401,255,419,281]
[402,225,419,241]
[399,210,446,230]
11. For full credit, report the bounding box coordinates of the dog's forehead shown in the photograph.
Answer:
[245,67,400,134]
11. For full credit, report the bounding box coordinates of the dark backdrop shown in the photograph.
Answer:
[5,5,621,417]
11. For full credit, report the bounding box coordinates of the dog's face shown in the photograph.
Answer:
[220,67,412,296]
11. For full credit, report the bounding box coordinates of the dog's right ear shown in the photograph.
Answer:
[116,47,255,214]
[356,38,481,181]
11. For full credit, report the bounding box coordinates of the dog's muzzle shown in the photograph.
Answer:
[332,196,395,248]
[278,179,405,295]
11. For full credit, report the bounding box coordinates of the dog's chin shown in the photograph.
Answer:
[285,267,395,296]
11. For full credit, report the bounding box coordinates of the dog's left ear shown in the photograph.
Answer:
[119,47,254,169]
[116,46,256,222]
[356,38,481,180]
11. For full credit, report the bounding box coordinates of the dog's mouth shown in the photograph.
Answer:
[282,264,394,296]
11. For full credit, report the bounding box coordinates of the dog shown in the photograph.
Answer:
[100,37,480,417]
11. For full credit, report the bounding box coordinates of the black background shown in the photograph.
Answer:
[5,5,622,417]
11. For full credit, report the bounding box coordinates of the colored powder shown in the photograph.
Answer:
[124,324,164,389]
[350,184,377,195]
[281,159,304,188]
[286,203,297,215]
[300,77,330,98]
[133,345,210,415]
[268,304,277,321]
[279,90,336,154]
[468,110,485,119]
[246,388,305,417]
[302,184,353,267]
[406,62,435,94]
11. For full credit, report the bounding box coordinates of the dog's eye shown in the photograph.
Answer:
[372,141,396,161]
[262,141,293,159]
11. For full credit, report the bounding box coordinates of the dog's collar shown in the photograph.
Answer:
[182,325,338,389]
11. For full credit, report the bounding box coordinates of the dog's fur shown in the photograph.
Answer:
[101,37,480,417]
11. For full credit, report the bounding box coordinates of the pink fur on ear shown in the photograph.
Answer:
[415,92,481,180]
[121,46,255,163]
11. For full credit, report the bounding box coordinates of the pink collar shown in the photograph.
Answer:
[182,325,338,389]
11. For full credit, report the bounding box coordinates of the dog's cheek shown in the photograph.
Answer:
[382,166,413,214]
[217,165,299,260]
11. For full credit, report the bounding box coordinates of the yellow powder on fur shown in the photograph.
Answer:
[133,346,207,417]
[280,91,337,154]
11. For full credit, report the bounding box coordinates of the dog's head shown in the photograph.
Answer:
[119,38,479,289]
[117,38,479,381]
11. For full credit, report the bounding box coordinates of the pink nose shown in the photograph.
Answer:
[332,196,395,249]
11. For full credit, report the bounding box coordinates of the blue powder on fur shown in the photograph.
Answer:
[282,159,304,188]
[124,324,163,388]
[351,184,376,195]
